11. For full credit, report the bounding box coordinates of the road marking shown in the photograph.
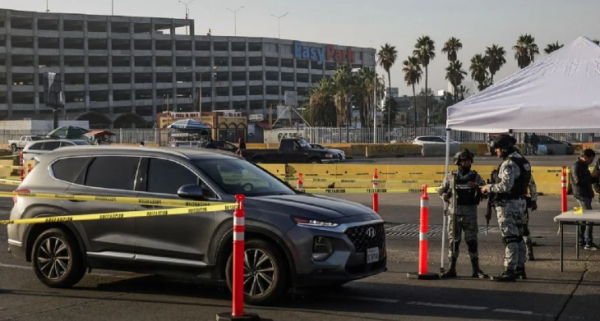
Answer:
[407,301,487,311]
[321,294,399,304]
[493,309,533,315]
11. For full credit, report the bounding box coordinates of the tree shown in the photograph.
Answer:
[377,44,398,136]
[382,97,398,130]
[445,60,467,102]
[544,41,564,54]
[442,37,463,62]
[304,78,336,126]
[485,45,506,85]
[332,64,354,128]
[593,39,600,45]
[470,54,489,91]
[413,36,436,126]
[513,34,539,69]
[414,88,436,126]
[402,56,422,126]
[457,85,470,101]
[353,68,384,127]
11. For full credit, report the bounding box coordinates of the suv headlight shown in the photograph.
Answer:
[324,153,333,159]
[293,217,339,228]
[313,236,334,261]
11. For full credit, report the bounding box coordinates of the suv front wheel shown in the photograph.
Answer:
[31,228,86,288]
[225,239,289,305]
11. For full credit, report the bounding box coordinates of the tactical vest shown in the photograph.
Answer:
[495,154,531,200]
[454,170,481,206]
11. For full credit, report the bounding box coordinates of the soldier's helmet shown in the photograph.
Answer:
[453,148,474,165]
[491,134,517,151]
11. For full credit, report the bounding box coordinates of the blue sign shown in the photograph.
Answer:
[294,41,325,65]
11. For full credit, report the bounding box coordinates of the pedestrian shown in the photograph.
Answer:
[439,149,489,279]
[237,137,247,155]
[571,149,599,250]
[481,134,530,282]
[530,133,539,155]
[204,138,217,149]
[139,141,145,147]
[523,133,530,155]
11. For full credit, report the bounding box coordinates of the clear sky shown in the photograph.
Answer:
[2,0,599,96]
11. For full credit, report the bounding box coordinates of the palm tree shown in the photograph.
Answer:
[306,78,336,126]
[377,44,398,135]
[484,45,506,85]
[445,60,467,102]
[402,56,422,126]
[470,54,489,91]
[544,41,563,54]
[513,34,539,69]
[441,37,463,62]
[593,39,600,45]
[354,68,378,127]
[456,85,470,101]
[332,64,354,128]
[413,36,436,126]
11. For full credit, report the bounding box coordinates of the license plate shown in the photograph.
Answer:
[366,247,379,264]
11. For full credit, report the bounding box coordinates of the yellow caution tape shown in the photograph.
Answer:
[301,187,439,194]
[0,203,238,226]
[0,165,24,170]
[1,192,223,207]
[0,179,21,186]
[283,177,442,184]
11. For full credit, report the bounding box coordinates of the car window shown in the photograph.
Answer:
[27,143,43,150]
[85,156,141,191]
[432,137,445,142]
[146,158,216,198]
[280,140,294,151]
[59,141,74,147]
[51,157,91,184]
[73,141,89,145]
[193,159,295,196]
[42,141,61,150]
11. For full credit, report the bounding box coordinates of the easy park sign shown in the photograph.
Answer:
[293,41,356,66]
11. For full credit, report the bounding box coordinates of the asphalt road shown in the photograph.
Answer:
[1,188,600,321]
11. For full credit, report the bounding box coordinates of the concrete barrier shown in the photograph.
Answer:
[355,144,421,158]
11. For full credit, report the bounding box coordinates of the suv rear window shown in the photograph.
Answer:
[51,157,91,184]
[85,156,141,191]
[28,143,43,150]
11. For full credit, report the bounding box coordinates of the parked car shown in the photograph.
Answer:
[7,146,387,305]
[412,136,461,146]
[310,143,346,160]
[8,135,44,152]
[21,139,90,161]
[537,135,575,155]
[242,138,342,164]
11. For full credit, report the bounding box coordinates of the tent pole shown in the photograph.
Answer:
[441,128,451,273]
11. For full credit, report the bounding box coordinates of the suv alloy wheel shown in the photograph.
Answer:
[31,228,86,288]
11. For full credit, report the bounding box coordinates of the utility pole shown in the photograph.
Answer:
[271,12,289,39]
[226,6,244,36]
[373,71,377,143]
[178,0,196,35]
[112,0,114,15]
[46,0,50,12]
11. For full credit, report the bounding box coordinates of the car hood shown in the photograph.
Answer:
[244,194,373,221]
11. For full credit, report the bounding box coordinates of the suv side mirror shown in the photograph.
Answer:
[177,184,204,200]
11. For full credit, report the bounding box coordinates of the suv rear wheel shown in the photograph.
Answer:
[225,239,289,305]
[31,228,86,288]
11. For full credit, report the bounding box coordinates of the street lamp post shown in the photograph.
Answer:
[226,6,244,36]
[178,0,196,35]
[271,12,289,39]
[374,72,377,143]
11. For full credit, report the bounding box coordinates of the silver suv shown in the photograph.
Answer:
[7,146,386,305]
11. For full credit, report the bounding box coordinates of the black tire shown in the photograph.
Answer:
[225,239,289,306]
[31,228,86,288]
[308,158,321,164]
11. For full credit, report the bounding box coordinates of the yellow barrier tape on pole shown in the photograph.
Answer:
[0,203,238,226]
[1,192,223,207]
[301,187,439,194]
[281,177,442,184]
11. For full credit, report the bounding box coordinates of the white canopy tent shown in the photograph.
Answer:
[438,36,600,272]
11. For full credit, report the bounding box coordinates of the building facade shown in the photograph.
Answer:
[0,8,376,128]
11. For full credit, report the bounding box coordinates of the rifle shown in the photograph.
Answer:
[485,169,498,235]
[450,172,458,258]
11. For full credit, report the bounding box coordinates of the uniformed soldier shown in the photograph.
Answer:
[439,149,488,279]
[523,176,538,261]
[481,134,531,282]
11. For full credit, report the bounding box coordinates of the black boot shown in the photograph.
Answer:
[471,258,489,279]
[491,268,516,282]
[515,266,527,280]
[525,238,535,261]
[441,257,457,279]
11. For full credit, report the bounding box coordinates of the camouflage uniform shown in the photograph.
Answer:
[439,169,487,278]
[488,151,530,276]
[522,176,538,260]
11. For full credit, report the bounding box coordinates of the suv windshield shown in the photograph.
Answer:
[193,159,295,196]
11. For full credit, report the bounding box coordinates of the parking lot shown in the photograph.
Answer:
[1,183,599,321]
